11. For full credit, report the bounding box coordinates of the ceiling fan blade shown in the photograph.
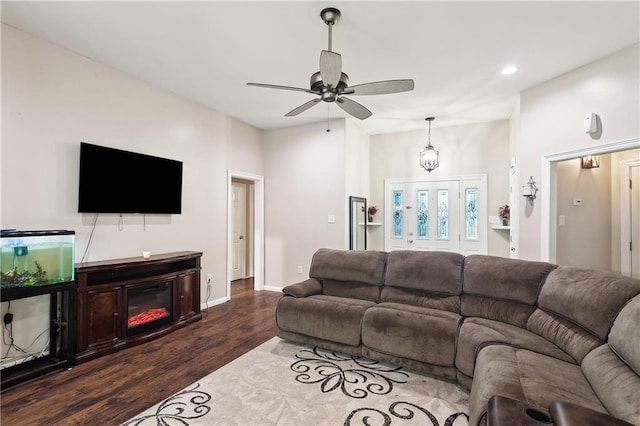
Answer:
[346,79,415,96]
[285,98,321,117]
[336,97,372,120]
[320,50,342,88]
[247,82,318,94]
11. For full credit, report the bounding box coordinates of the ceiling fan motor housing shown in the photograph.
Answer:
[310,71,349,102]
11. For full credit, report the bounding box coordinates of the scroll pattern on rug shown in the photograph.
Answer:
[290,346,410,398]
[345,402,469,426]
[121,383,211,425]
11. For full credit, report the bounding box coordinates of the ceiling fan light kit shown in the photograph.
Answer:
[247,7,414,121]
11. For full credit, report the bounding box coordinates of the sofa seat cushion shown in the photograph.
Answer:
[361,302,461,367]
[468,345,607,426]
[455,317,576,378]
[581,344,640,425]
[276,295,375,346]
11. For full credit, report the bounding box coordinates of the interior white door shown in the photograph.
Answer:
[231,182,247,281]
[630,164,640,278]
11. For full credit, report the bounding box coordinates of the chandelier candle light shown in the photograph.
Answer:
[420,117,439,173]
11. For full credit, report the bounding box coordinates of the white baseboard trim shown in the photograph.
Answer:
[264,285,283,293]
[201,296,228,311]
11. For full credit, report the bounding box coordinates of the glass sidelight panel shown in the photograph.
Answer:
[392,190,404,237]
[437,190,449,239]
[417,190,429,238]
[465,188,478,240]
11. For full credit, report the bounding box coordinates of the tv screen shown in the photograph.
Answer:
[78,142,183,214]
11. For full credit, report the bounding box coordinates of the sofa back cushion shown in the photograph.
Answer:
[608,293,640,376]
[381,251,463,312]
[538,266,640,340]
[581,344,640,425]
[461,255,557,327]
[309,248,388,302]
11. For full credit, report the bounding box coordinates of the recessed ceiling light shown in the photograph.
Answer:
[501,65,518,75]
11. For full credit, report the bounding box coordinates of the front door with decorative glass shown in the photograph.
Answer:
[385,176,487,255]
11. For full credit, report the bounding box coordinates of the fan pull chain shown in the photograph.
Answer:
[326,103,331,132]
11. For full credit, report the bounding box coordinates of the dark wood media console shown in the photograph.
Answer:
[75,251,202,364]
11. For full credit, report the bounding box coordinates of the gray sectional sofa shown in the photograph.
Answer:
[275,248,640,425]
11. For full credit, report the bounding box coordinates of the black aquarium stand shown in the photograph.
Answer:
[1,281,76,390]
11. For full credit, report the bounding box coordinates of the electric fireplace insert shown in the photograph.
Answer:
[126,280,173,336]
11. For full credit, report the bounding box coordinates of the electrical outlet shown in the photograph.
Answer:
[297,266,303,274]
[206,274,212,283]
[4,313,13,325]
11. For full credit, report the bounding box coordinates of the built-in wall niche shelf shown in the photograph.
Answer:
[360,222,382,226]
[491,225,511,230]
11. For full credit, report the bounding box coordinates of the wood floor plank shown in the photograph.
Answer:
[1,279,281,426]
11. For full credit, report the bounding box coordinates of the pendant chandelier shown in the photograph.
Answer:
[420,117,439,173]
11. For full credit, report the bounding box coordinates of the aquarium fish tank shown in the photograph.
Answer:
[1,230,75,288]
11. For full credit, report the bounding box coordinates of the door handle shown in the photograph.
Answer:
[239,236,244,240]
[408,240,414,243]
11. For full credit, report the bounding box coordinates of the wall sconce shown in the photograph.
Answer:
[522,176,538,205]
[581,155,600,169]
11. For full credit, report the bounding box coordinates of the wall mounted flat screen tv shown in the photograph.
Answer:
[78,142,183,214]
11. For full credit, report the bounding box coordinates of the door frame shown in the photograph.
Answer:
[384,174,488,254]
[227,170,265,299]
[540,137,640,263]
[621,158,640,276]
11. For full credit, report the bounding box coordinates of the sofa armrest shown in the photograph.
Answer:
[282,278,322,298]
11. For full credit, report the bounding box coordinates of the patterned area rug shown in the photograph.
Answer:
[122,337,469,426]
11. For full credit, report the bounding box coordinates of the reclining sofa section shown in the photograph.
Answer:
[275,248,640,426]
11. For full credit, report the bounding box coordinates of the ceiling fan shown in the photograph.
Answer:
[247,7,414,120]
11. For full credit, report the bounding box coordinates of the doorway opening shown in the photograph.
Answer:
[541,137,639,277]
[227,170,265,300]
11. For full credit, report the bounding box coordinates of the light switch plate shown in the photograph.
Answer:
[327,214,336,223]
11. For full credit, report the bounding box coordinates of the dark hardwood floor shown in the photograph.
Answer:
[1,279,282,426]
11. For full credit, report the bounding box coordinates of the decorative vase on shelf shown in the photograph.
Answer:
[498,204,510,227]
[367,205,379,223]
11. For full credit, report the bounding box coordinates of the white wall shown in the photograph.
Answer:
[369,120,511,256]
[263,120,346,288]
[344,118,371,247]
[228,119,264,175]
[518,43,640,260]
[556,156,612,270]
[1,24,264,358]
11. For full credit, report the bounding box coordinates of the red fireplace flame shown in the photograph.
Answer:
[128,307,169,327]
